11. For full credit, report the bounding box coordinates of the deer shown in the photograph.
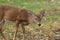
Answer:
[0,5,45,40]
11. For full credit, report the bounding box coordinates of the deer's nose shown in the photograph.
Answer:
[38,24,41,26]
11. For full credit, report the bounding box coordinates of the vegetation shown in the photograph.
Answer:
[0,0,60,40]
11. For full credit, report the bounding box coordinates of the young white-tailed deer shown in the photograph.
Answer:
[0,5,45,40]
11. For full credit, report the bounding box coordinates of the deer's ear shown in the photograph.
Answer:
[37,9,45,20]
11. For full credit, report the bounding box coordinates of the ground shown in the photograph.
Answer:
[0,0,60,40]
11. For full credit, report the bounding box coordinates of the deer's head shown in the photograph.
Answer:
[33,9,45,26]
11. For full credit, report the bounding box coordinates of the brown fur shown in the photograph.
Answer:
[0,5,45,40]
[0,5,29,22]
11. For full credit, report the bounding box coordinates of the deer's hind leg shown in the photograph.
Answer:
[0,20,8,40]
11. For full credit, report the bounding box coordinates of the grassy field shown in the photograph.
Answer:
[0,0,60,40]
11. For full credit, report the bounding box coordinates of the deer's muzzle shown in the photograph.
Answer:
[38,24,41,26]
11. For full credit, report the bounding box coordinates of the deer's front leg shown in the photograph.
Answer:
[13,21,19,40]
[21,24,25,40]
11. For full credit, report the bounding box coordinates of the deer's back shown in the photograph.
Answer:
[0,5,34,23]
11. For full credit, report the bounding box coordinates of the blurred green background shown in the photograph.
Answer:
[0,0,60,40]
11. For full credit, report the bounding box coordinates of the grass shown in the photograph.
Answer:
[0,0,60,40]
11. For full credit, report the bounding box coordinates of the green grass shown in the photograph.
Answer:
[0,0,60,40]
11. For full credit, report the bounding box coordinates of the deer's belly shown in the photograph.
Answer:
[4,15,17,21]
[4,13,18,21]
